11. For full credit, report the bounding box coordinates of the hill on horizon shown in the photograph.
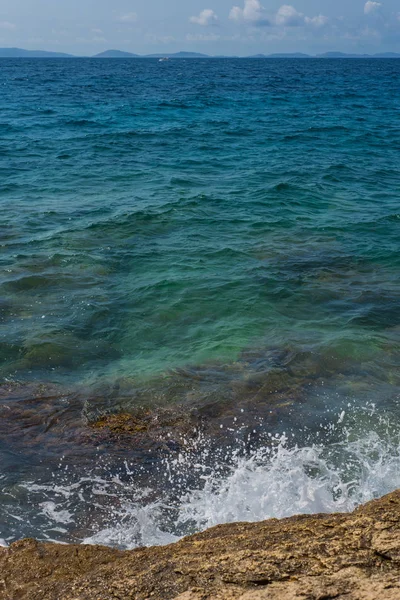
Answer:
[0,47,400,59]
[94,50,139,58]
[93,50,210,59]
[0,47,73,58]
[144,51,209,58]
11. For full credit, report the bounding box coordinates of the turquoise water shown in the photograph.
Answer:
[1,58,400,386]
[1,58,400,546]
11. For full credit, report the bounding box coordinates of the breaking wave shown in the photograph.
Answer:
[8,404,400,550]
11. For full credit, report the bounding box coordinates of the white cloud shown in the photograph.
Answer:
[304,14,329,27]
[0,21,16,30]
[229,0,270,25]
[272,6,329,29]
[364,1,382,15]
[190,9,219,26]
[275,5,303,26]
[117,12,138,24]
[229,6,242,21]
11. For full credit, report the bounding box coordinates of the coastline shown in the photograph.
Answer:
[1,56,400,587]
[1,489,400,599]
[1,377,400,549]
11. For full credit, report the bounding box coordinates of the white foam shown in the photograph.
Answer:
[174,434,400,531]
[84,427,400,549]
[39,502,74,525]
[13,407,400,550]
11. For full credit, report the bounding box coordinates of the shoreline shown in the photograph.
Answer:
[1,489,400,599]
[1,377,400,549]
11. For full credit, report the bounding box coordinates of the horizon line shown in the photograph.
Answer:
[1,47,400,59]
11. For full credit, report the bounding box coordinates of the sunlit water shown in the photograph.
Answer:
[0,58,399,547]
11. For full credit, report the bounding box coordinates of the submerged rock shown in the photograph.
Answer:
[92,412,149,434]
[1,489,400,599]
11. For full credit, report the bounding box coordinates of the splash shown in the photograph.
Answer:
[5,406,400,549]
[84,432,400,548]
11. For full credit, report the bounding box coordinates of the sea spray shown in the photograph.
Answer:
[3,405,398,549]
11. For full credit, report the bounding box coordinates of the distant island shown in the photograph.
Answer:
[141,51,209,59]
[0,47,73,58]
[249,52,311,58]
[316,51,400,59]
[94,50,140,58]
[0,47,400,59]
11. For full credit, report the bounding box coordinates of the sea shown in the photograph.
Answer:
[0,57,400,549]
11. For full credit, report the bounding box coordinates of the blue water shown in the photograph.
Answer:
[1,58,400,546]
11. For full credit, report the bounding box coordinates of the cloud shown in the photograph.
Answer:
[228,3,330,33]
[273,6,329,28]
[304,14,329,27]
[364,1,382,15]
[0,21,16,30]
[190,9,219,26]
[229,0,270,26]
[117,12,138,24]
[275,5,303,26]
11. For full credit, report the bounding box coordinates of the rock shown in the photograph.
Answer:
[1,490,400,599]
[92,412,149,434]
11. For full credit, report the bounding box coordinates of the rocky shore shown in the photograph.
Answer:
[1,489,400,599]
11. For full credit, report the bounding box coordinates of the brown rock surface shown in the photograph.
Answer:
[1,490,400,600]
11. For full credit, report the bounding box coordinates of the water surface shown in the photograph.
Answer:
[0,58,399,547]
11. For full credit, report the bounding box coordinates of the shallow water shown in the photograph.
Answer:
[0,58,400,546]
[2,404,400,548]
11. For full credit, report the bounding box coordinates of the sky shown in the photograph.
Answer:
[0,0,399,55]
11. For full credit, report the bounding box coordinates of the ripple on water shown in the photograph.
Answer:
[0,57,400,545]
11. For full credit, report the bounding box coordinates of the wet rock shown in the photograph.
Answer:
[1,490,400,599]
[88,404,199,453]
[92,412,149,435]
